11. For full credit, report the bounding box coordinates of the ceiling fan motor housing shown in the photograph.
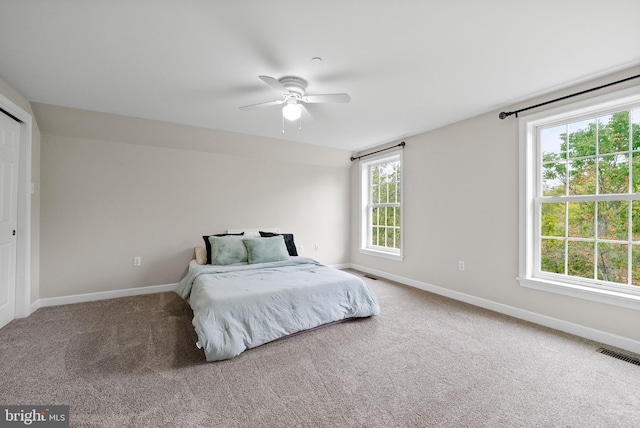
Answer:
[278,76,307,97]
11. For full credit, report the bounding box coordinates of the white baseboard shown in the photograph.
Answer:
[330,263,351,270]
[350,263,640,355]
[30,283,178,313]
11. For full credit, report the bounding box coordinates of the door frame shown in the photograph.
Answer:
[0,93,32,319]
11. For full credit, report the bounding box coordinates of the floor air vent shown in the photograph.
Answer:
[596,347,640,366]
[364,274,378,280]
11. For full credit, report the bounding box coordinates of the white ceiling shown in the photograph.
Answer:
[1,1,639,151]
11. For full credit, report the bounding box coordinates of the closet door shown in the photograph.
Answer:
[0,111,20,329]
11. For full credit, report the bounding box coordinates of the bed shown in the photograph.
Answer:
[175,230,380,362]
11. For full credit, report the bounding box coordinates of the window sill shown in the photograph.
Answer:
[518,276,640,311]
[359,248,404,261]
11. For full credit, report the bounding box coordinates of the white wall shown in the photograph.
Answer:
[35,104,352,298]
[351,67,640,345]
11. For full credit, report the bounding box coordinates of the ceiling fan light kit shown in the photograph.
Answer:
[282,100,302,121]
[240,75,350,131]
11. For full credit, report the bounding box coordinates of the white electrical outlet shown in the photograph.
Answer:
[299,245,305,253]
[314,243,319,252]
[458,261,465,271]
[133,257,141,267]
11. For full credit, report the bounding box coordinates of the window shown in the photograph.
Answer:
[519,85,640,309]
[359,151,403,260]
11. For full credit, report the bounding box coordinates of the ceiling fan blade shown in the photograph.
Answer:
[299,103,313,120]
[302,93,351,104]
[239,99,286,110]
[259,75,289,93]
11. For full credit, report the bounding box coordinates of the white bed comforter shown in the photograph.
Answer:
[175,257,380,361]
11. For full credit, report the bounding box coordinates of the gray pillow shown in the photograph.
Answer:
[243,236,290,264]
[209,235,248,265]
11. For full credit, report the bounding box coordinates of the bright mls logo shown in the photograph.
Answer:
[0,406,69,427]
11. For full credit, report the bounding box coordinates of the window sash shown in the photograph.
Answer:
[368,204,401,251]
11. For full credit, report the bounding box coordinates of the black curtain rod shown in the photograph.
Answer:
[498,73,640,120]
[0,107,22,123]
[350,142,405,162]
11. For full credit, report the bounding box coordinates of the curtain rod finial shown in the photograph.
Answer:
[499,111,511,119]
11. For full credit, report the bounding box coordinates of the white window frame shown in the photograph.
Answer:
[359,150,404,261]
[519,84,640,310]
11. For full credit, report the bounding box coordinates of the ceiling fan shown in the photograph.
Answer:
[239,75,351,122]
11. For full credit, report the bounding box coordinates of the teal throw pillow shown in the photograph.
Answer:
[243,236,290,264]
[209,235,248,265]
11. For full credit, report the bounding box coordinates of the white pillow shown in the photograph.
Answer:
[194,246,207,265]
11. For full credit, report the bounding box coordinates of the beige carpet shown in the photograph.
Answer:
[1,271,639,427]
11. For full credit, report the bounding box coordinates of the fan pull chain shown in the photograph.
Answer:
[280,112,303,133]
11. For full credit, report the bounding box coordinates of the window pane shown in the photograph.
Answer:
[371,166,379,204]
[542,161,566,196]
[386,227,396,249]
[598,112,629,154]
[632,108,640,151]
[371,165,379,186]
[541,125,566,161]
[597,243,628,284]
[568,118,596,159]
[567,241,594,280]
[371,227,377,246]
[598,201,628,241]
[378,183,387,204]
[392,167,399,199]
[598,154,629,194]
[568,158,596,195]
[386,207,395,226]
[541,202,565,237]
[388,180,397,203]
[632,245,640,286]
[568,202,594,239]
[541,238,565,274]
[633,152,640,192]
[633,201,640,242]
